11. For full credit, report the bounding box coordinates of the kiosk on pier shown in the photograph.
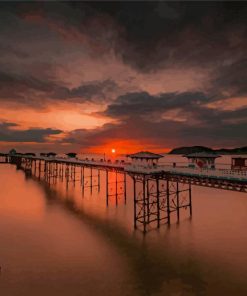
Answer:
[127,151,163,168]
[184,152,220,169]
[231,157,247,170]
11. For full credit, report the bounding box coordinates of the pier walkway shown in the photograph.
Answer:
[2,154,247,178]
[5,154,247,185]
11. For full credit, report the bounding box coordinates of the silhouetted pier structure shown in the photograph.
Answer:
[1,152,247,232]
[0,153,10,164]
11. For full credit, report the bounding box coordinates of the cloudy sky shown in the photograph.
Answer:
[0,1,246,153]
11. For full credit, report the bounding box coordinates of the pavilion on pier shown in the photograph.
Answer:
[231,157,247,170]
[127,151,163,167]
[184,152,220,169]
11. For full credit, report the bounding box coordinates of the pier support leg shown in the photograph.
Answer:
[65,164,69,188]
[82,166,84,190]
[166,179,170,225]
[156,178,160,228]
[176,182,180,221]
[133,177,137,229]
[147,179,150,223]
[124,173,127,204]
[115,172,118,206]
[143,177,146,233]
[73,165,76,186]
[189,182,192,217]
[98,169,100,192]
[106,170,109,206]
[90,167,93,194]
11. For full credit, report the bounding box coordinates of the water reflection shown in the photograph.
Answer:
[1,164,247,295]
[34,176,207,296]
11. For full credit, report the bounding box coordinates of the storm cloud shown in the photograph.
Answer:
[0,122,62,143]
[0,69,119,107]
[63,91,247,149]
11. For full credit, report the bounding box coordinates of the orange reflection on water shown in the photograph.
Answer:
[0,165,45,221]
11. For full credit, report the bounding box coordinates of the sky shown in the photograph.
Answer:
[0,1,247,154]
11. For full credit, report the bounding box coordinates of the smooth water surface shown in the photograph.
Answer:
[1,156,247,296]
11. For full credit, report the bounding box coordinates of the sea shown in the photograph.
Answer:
[0,154,247,296]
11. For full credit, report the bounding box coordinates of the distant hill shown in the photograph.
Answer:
[169,146,247,155]
[169,146,214,155]
[216,146,247,155]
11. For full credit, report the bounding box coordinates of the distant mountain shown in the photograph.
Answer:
[169,146,214,155]
[169,146,247,155]
[216,146,247,155]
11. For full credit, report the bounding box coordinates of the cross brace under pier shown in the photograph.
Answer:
[132,174,192,232]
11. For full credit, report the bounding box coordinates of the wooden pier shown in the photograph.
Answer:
[1,154,247,232]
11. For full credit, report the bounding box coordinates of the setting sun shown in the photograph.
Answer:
[111,148,116,153]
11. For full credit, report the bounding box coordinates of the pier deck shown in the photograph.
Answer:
[7,155,247,185]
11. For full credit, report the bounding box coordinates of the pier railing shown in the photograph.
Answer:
[125,164,247,181]
[164,166,247,181]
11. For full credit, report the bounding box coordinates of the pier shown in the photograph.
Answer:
[1,152,247,232]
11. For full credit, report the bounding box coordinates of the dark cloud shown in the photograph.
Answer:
[0,122,62,142]
[211,58,247,98]
[0,43,29,59]
[52,79,119,102]
[0,69,118,107]
[3,1,245,99]
[62,115,247,149]
[2,1,247,74]
[63,91,247,149]
[0,70,55,93]
[102,91,210,119]
[88,2,247,72]
[0,70,58,107]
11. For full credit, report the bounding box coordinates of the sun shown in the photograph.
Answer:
[111,148,116,154]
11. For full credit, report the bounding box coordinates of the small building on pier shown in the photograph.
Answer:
[127,151,163,167]
[9,149,17,155]
[66,152,77,158]
[231,157,247,170]
[184,152,220,169]
[47,152,57,158]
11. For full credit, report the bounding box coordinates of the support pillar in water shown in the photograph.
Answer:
[131,173,192,232]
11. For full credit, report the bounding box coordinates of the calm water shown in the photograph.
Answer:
[1,155,247,296]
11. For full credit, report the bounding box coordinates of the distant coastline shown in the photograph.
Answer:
[169,146,247,155]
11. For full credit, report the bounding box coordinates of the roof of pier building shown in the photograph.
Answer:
[184,152,221,159]
[126,151,164,160]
